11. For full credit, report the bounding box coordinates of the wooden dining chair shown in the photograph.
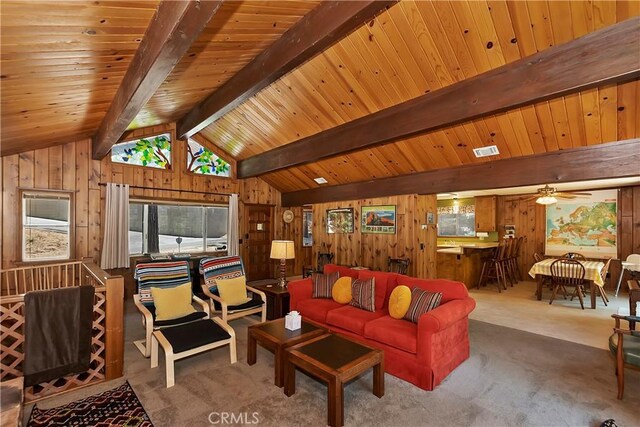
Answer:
[550,258,586,309]
[388,257,410,275]
[562,252,586,260]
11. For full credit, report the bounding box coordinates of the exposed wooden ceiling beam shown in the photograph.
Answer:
[240,17,640,179]
[92,0,223,160]
[281,139,640,206]
[176,0,397,139]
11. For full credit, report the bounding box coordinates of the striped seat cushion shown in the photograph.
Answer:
[403,288,443,323]
[200,256,245,292]
[312,272,339,298]
[135,261,191,306]
[349,278,376,312]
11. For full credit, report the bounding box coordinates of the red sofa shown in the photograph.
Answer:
[288,264,476,391]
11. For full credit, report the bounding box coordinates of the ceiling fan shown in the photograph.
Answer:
[525,184,592,205]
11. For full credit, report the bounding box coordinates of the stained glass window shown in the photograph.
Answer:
[187,139,231,177]
[111,133,171,169]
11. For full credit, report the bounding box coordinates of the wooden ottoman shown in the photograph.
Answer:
[151,317,237,387]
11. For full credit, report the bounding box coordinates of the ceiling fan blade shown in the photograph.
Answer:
[556,192,590,197]
[557,195,577,199]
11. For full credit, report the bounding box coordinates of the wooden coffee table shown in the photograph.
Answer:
[247,317,326,387]
[284,334,384,427]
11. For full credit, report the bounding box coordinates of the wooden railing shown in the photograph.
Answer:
[0,260,124,401]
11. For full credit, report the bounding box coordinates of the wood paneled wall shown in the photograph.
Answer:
[0,123,291,278]
[309,194,437,278]
[496,185,640,290]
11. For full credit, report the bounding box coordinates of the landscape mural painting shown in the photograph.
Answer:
[326,208,354,234]
[362,205,396,234]
[545,189,617,259]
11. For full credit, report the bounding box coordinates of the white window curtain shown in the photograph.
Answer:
[100,183,130,269]
[227,193,239,256]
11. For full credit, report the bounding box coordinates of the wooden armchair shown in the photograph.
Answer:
[199,255,266,323]
[610,313,640,399]
[629,279,639,330]
[561,252,586,260]
[133,261,209,357]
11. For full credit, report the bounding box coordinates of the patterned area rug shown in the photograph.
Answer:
[28,382,153,426]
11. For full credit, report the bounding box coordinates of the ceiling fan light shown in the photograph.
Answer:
[536,196,557,205]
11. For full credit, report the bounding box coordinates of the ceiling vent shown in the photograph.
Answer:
[313,177,328,184]
[473,145,500,158]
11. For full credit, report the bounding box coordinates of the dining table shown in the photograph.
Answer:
[528,258,605,309]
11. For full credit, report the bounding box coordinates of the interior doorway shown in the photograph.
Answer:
[242,204,273,280]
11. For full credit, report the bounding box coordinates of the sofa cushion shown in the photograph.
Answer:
[326,305,385,335]
[397,276,468,303]
[297,298,344,323]
[324,264,359,279]
[404,288,442,323]
[364,316,418,354]
[349,278,376,312]
[389,285,412,319]
[358,270,397,310]
[312,272,339,299]
[332,276,352,304]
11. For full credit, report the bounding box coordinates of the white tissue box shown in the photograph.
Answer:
[285,311,301,331]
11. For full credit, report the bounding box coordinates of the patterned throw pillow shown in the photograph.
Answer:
[349,278,376,312]
[312,272,339,298]
[404,288,443,323]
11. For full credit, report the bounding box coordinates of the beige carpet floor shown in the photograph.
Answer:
[24,300,640,427]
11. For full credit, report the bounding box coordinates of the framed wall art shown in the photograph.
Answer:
[326,208,354,234]
[361,205,396,234]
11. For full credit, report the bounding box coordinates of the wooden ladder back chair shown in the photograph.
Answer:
[478,241,509,292]
[133,261,209,357]
[388,257,410,275]
[550,258,586,309]
[199,255,266,323]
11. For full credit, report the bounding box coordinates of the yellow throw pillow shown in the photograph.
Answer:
[389,285,412,319]
[332,276,352,304]
[216,276,250,306]
[151,282,196,321]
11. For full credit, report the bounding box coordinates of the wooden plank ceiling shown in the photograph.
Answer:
[196,0,640,193]
[0,0,320,155]
[1,0,638,194]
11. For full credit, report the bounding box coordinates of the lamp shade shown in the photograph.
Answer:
[536,196,557,205]
[270,240,295,260]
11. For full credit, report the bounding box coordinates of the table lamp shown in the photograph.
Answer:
[270,240,295,288]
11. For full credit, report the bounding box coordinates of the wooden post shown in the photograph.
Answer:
[105,275,124,380]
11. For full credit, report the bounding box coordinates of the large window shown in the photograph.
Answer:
[111,133,172,169]
[22,191,72,261]
[437,200,475,237]
[129,201,228,255]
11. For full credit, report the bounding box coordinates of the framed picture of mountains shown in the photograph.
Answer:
[362,205,396,234]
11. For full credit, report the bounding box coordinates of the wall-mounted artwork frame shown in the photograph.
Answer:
[362,205,396,234]
[326,208,354,234]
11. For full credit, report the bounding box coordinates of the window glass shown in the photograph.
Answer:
[437,204,475,237]
[128,201,228,255]
[22,192,71,261]
[303,210,313,247]
[187,139,231,177]
[111,133,171,169]
[206,207,228,251]
[129,203,145,255]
